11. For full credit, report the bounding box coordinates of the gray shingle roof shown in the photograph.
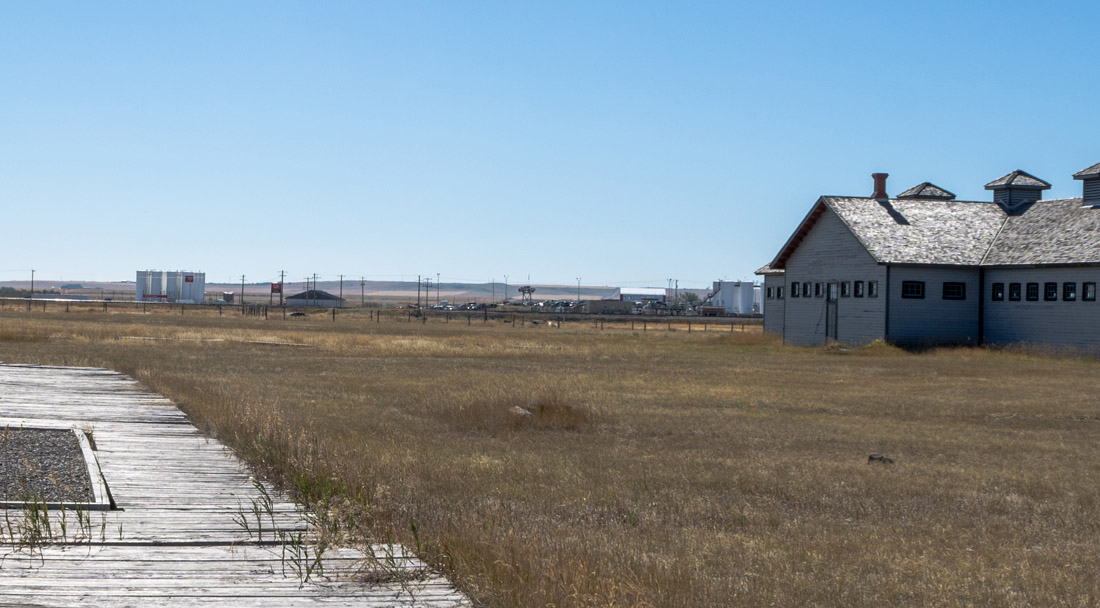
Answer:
[1073,162,1100,180]
[897,182,956,200]
[984,170,1051,190]
[766,166,1100,271]
[824,197,1007,265]
[754,264,784,275]
[768,193,1100,270]
[981,198,1100,265]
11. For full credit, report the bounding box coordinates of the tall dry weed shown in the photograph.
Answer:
[2,308,1100,607]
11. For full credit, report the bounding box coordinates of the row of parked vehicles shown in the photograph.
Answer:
[427,301,496,311]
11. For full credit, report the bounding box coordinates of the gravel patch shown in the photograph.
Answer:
[0,428,95,503]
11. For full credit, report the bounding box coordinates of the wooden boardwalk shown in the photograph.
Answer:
[0,364,469,607]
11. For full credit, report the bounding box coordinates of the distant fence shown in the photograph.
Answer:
[0,297,763,333]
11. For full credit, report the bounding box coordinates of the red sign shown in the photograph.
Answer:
[185,275,194,283]
[271,283,282,293]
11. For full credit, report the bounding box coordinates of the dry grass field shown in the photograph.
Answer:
[1,306,1099,607]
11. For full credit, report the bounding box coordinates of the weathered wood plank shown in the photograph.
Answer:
[0,365,469,606]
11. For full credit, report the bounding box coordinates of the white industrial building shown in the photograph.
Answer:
[710,280,759,314]
[136,270,206,304]
[612,287,666,303]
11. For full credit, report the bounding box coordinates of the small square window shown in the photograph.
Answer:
[1008,283,1021,301]
[777,286,784,299]
[1064,282,1077,302]
[901,281,925,299]
[790,282,800,298]
[854,281,864,297]
[815,283,823,298]
[868,281,878,298]
[840,281,851,297]
[1085,282,1096,302]
[991,283,1004,301]
[802,282,811,298]
[1045,282,1058,301]
[1026,283,1039,301]
[943,282,966,300]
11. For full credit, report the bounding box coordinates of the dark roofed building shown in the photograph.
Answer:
[757,163,1100,351]
[285,290,346,308]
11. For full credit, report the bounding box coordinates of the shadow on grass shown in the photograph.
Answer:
[441,394,601,433]
[822,338,1100,363]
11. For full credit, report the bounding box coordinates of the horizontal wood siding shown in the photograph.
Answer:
[1084,180,1100,205]
[888,267,981,345]
[984,267,1100,351]
[993,189,1040,208]
[763,275,785,335]
[783,210,886,346]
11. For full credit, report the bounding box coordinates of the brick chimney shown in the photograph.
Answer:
[872,173,888,199]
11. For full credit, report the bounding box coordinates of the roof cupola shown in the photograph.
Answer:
[984,170,1050,213]
[1073,162,1100,206]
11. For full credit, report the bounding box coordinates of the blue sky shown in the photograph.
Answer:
[2,1,1098,287]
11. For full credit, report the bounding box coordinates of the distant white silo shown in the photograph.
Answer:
[737,282,755,314]
[136,270,205,303]
[712,280,756,314]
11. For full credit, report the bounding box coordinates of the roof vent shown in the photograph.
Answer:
[1073,162,1100,206]
[871,173,888,199]
[896,182,956,201]
[984,169,1050,213]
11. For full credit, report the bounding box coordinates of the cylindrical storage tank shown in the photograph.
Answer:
[738,282,755,314]
[136,270,170,301]
[165,272,176,301]
[179,272,205,303]
[136,271,147,301]
[181,273,193,303]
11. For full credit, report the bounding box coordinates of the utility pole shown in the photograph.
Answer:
[425,278,432,306]
[576,277,581,302]
[29,269,35,299]
[436,273,440,305]
[491,278,495,303]
[241,275,246,314]
[279,270,285,306]
[313,273,318,307]
[360,277,365,307]
[339,275,344,305]
[417,275,421,309]
[503,275,509,305]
